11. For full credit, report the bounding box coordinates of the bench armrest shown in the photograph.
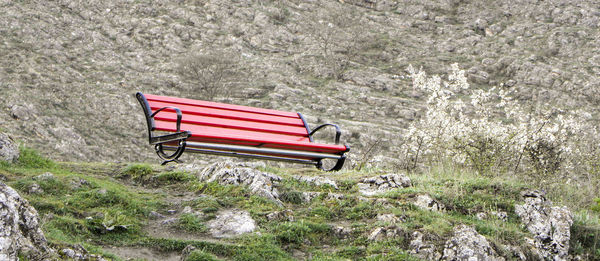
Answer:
[150,106,183,132]
[309,123,341,145]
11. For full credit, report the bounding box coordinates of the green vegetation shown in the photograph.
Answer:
[1,147,599,260]
[593,199,600,213]
[185,249,220,261]
[175,213,208,233]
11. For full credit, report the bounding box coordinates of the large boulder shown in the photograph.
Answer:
[442,225,504,261]
[0,182,54,260]
[515,190,573,261]
[207,209,256,238]
[0,133,19,163]
[195,161,282,204]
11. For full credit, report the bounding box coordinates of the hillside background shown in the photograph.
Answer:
[1,0,599,165]
[2,1,600,260]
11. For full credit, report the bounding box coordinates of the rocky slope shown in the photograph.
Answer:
[1,145,591,260]
[1,0,599,165]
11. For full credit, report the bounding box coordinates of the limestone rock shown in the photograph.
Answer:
[207,209,256,238]
[0,182,54,260]
[410,231,441,261]
[266,210,294,222]
[376,213,402,224]
[413,194,445,212]
[197,161,282,204]
[60,245,107,261]
[367,226,405,241]
[442,225,504,261]
[515,190,573,261]
[292,175,338,189]
[0,133,19,163]
[357,173,411,196]
[332,226,353,239]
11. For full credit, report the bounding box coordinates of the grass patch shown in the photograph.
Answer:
[274,220,331,246]
[175,213,208,233]
[17,147,56,169]
[185,249,220,261]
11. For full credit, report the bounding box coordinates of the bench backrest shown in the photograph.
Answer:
[143,94,311,144]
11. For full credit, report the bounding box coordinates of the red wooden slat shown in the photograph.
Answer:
[154,111,309,136]
[145,94,299,118]
[148,101,304,127]
[154,120,347,154]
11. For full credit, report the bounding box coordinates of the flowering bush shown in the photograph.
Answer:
[401,64,599,183]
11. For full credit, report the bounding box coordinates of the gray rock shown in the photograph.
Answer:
[442,225,504,261]
[302,192,321,202]
[197,162,282,204]
[376,213,401,224]
[358,173,411,196]
[69,178,90,189]
[410,231,441,260]
[10,104,36,121]
[28,183,44,194]
[413,194,445,212]
[0,182,54,260]
[333,226,352,239]
[182,206,193,214]
[207,209,256,238]
[180,245,196,261]
[515,190,573,261]
[34,172,55,181]
[292,175,338,189]
[0,133,19,163]
[160,218,178,225]
[59,245,107,261]
[367,226,405,241]
[266,210,294,222]
[149,211,165,219]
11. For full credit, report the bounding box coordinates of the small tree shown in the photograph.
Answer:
[177,51,241,101]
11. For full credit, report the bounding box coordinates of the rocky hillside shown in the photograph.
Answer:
[1,0,599,165]
[2,144,597,260]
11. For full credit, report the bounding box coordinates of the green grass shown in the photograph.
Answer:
[185,249,220,261]
[1,147,599,260]
[175,213,208,233]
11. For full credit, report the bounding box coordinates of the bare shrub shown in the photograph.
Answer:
[177,51,242,101]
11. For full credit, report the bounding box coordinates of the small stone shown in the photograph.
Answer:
[34,172,55,180]
[332,226,352,239]
[161,218,178,225]
[61,248,76,258]
[292,175,338,189]
[376,213,400,224]
[167,209,177,214]
[492,211,508,222]
[70,178,89,189]
[413,194,444,212]
[182,206,193,214]
[28,183,44,194]
[149,211,165,219]
[301,192,321,202]
[358,173,411,196]
[97,189,107,195]
[476,212,487,220]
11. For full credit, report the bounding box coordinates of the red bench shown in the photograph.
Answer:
[135,93,350,171]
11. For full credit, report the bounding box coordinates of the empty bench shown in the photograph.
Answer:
[135,93,350,171]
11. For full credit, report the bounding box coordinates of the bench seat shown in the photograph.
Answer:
[136,93,349,171]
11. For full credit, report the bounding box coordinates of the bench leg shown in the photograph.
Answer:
[316,154,346,172]
[155,140,187,165]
